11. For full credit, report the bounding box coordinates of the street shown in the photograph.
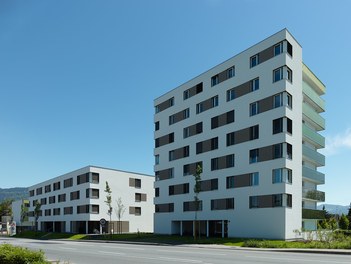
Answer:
[1,236,351,264]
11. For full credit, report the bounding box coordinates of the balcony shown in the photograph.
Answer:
[302,124,325,148]
[302,208,325,220]
[302,188,325,202]
[302,81,325,112]
[303,103,325,131]
[302,166,325,185]
[302,145,325,167]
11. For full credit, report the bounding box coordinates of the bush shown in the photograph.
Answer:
[0,244,49,264]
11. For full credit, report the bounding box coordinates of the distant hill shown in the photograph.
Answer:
[317,204,350,215]
[0,187,28,202]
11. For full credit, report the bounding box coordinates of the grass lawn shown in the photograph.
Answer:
[14,231,351,249]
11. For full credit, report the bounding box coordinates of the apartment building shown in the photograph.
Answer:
[28,166,154,234]
[153,29,325,240]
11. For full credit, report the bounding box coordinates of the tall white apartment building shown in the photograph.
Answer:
[28,166,154,234]
[153,29,325,240]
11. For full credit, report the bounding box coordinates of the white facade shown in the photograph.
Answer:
[153,29,325,240]
[28,166,154,234]
[11,199,31,229]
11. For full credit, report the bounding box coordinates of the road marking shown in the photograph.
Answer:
[245,255,351,264]
[98,250,125,255]
[157,249,226,256]
[58,247,77,251]
[100,245,145,250]
[159,256,203,263]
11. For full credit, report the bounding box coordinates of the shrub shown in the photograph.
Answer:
[0,244,49,264]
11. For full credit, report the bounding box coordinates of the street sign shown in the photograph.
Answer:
[100,218,106,226]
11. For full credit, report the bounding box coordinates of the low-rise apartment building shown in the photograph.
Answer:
[28,166,154,234]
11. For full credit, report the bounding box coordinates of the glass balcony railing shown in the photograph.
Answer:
[302,124,325,148]
[302,166,325,185]
[303,82,325,112]
[303,104,325,130]
[302,208,325,220]
[302,145,325,167]
[302,188,325,202]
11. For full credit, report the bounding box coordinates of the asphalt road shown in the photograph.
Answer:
[1,236,351,264]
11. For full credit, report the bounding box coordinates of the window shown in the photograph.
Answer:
[226,132,235,146]
[183,108,190,119]
[287,67,292,82]
[64,178,73,188]
[45,185,51,193]
[227,88,235,101]
[211,198,234,210]
[250,172,259,186]
[29,190,34,197]
[273,118,283,134]
[155,188,159,197]
[211,75,219,86]
[249,196,259,208]
[227,66,235,78]
[251,78,259,91]
[274,42,283,56]
[77,205,89,214]
[226,176,234,189]
[227,110,235,123]
[196,103,203,114]
[45,209,51,216]
[287,143,292,160]
[272,168,292,184]
[53,182,60,191]
[155,155,159,165]
[274,93,283,108]
[91,172,99,184]
[250,125,259,140]
[53,208,60,216]
[287,118,292,134]
[64,207,73,215]
[250,54,259,68]
[91,205,99,214]
[250,149,259,163]
[183,201,202,212]
[211,96,219,107]
[36,187,42,195]
[273,67,283,82]
[183,89,190,100]
[91,189,99,198]
[287,42,293,57]
[155,121,160,131]
[70,191,80,201]
[58,194,66,202]
[49,196,55,204]
[40,198,47,205]
[135,178,141,188]
[211,158,218,171]
[169,115,174,125]
[273,194,283,207]
[226,154,235,168]
[250,102,259,116]
[287,93,292,109]
[211,137,218,150]
[273,143,283,159]
[77,173,89,185]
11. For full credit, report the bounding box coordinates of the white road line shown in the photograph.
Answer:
[245,255,351,264]
[157,249,226,256]
[58,247,78,251]
[159,256,203,263]
[100,245,145,250]
[98,250,125,255]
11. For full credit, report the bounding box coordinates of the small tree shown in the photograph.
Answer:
[20,200,28,232]
[193,164,202,240]
[0,199,13,218]
[115,197,126,234]
[34,201,41,232]
[104,181,113,234]
[339,214,350,230]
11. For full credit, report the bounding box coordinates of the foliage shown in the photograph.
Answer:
[115,197,126,234]
[104,181,113,233]
[34,201,41,232]
[0,244,49,264]
[193,164,202,240]
[0,199,13,217]
[339,214,350,230]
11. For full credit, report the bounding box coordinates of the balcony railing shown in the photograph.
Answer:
[302,166,325,185]
[302,145,325,167]
[302,208,325,220]
[302,79,325,112]
[302,188,325,202]
[302,124,325,148]
[303,103,325,131]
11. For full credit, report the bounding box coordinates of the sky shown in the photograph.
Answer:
[0,0,350,205]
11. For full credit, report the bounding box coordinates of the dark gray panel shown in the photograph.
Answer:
[234,174,251,188]
[259,96,274,113]
[235,81,251,98]
[258,145,273,162]
[259,46,274,64]
[235,128,250,144]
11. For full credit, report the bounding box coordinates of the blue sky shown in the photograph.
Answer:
[1,0,350,205]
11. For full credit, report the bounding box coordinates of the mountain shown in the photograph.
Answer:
[317,204,350,215]
[0,187,28,202]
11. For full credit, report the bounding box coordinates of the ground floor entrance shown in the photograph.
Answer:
[171,220,228,238]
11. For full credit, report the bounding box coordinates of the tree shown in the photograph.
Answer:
[0,199,13,217]
[115,197,126,234]
[193,164,202,240]
[104,181,113,234]
[34,201,41,232]
[339,214,350,230]
[20,200,28,232]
